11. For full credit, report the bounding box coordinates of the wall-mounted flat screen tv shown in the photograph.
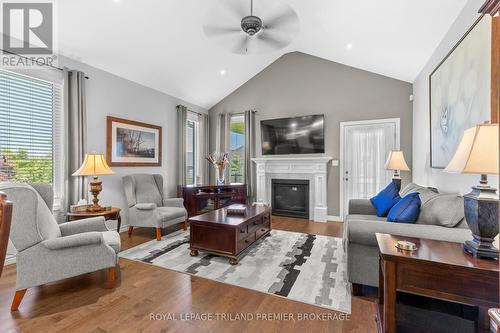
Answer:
[261,114,325,155]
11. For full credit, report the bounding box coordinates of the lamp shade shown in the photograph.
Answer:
[444,123,499,175]
[385,150,410,171]
[72,153,115,176]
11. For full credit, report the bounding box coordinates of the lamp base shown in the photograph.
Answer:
[463,238,498,260]
[86,176,104,212]
[463,182,499,261]
[391,177,402,191]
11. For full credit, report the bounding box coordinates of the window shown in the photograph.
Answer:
[229,114,245,183]
[185,112,200,185]
[0,70,63,194]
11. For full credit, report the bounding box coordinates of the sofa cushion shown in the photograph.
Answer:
[416,194,465,228]
[370,182,401,217]
[346,218,472,247]
[400,182,439,206]
[387,193,421,223]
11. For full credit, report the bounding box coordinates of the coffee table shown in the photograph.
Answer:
[188,204,271,265]
[376,233,499,333]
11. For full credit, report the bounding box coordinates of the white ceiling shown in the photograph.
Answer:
[57,0,468,109]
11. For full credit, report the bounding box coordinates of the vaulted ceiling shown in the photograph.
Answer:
[58,0,468,109]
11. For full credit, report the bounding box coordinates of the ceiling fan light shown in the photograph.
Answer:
[241,15,262,36]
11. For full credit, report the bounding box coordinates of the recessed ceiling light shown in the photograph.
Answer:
[113,0,120,3]
[346,43,353,49]
[220,69,226,76]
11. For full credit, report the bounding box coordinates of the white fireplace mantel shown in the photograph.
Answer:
[252,156,336,222]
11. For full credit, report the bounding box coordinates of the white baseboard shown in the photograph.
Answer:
[327,215,343,222]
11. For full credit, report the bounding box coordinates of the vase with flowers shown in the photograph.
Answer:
[206,152,229,185]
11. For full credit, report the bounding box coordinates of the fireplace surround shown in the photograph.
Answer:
[252,156,333,222]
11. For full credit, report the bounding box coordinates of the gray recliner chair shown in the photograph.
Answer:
[0,183,120,311]
[122,174,187,241]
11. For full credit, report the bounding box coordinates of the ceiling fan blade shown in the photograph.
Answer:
[256,30,289,49]
[263,7,298,30]
[203,25,241,38]
[233,35,251,54]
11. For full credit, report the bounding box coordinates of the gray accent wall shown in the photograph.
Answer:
[209,52,413,217]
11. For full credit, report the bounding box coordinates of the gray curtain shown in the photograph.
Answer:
[177,105,188,186]
[244,110,256,199]
[64,69,87,212]
[199,113,210,184]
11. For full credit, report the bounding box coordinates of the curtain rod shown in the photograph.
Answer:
[1,49,89,79]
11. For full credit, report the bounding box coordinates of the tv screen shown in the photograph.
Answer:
[261,115,325,155]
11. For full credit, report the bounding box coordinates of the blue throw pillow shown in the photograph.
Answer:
[370,181,401,217]
[387,192,421,223]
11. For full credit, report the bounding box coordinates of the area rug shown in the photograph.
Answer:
[119,229,351,314]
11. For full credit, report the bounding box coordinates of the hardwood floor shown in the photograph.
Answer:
[0,217,377,333]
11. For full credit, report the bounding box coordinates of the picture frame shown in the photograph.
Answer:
[429,15,493,169]
[106,116,162,167]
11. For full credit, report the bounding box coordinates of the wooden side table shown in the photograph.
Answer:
[67,207,122,232]
[376,233,499,333]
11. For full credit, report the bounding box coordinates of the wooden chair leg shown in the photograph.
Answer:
[155,227,162,241]
[11,289,26,311]
[107,267,116,289]
[183,219,188,231]
[128,226,133,237]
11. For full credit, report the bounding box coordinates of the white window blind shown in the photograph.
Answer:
[0,70,63,204]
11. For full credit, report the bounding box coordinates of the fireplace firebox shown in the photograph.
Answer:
[271,179,309,219]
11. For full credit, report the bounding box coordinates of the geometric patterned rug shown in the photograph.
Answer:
[119,229,351,314]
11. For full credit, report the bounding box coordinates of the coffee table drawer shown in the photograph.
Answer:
[237,225,249,240]
[256,222,270,239]
[237,233,256,253]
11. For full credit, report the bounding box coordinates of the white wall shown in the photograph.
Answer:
[59,56,207,230]
[412,0,498,194]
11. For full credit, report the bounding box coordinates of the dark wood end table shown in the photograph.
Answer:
[67,207,122,232]
[376,233,499,333]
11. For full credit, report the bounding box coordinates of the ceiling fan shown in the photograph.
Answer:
[203,0,299,55]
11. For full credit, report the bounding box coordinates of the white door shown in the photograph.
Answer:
[340,118,400,219]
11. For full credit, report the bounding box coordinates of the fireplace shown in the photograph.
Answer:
[271,179,309,219]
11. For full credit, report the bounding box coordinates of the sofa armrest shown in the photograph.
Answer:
[162,198,184,208]
[59,216,108,236]
[135,203,157,210]
[347,219,472,247]
[41,232,103,250]
[348,199,376,215]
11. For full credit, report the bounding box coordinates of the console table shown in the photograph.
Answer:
[177,184,246,216]
[376,233,499,333]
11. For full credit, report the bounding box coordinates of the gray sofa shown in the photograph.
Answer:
[344,183,472,288]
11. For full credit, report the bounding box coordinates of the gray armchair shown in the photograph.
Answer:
[122,174,187,241]
[0,183,120,311]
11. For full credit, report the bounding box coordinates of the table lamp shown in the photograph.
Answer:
[444,123,499,259]
[72,153,115,212]
[385,150,410,190]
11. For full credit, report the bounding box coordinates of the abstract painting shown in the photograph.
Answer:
[106,116,162,166]
[430,15,492,168]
